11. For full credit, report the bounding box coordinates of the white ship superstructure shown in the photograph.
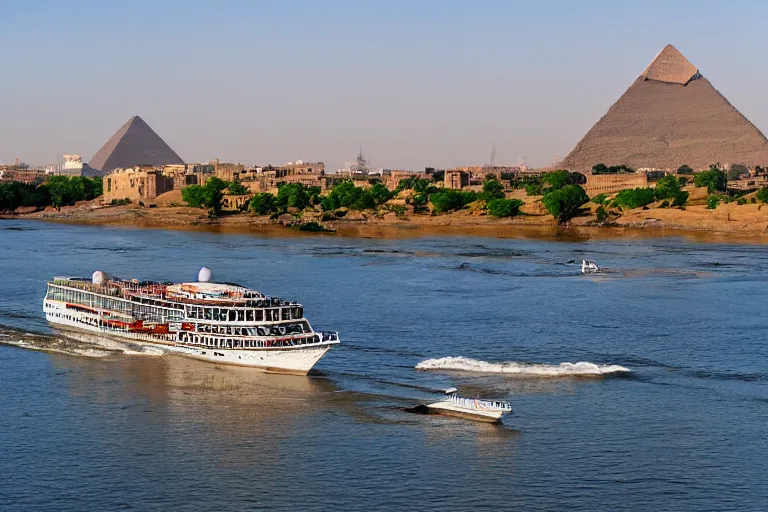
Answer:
[42,268,340,374]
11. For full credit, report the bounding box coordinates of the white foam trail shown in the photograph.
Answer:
[415,356,630,377]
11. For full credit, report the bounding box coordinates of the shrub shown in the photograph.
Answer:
[654,175,689,207]
[737,197,747,205]
[694,168,727,193]
[429,189,477,214]
[596,205,608,222]
[756,187,768,203]
[480,179,505,201]
[541,185,589,223]
[227,179,249,195]
[487,198,523,218]
[592,163,634,175]
[322,180,392,211]
[525,183,543,196]
[672,191,689,207]
[182,177,227,215]
[659,200,670,208]
[677,176,689,186]
[591,193,608,205]
[707,196,720,209]
[751,197,757,204]
[677,164,694,175]
[613,188,656,209]
[653,176,681,200]
[249,193,277,215]
[543,170,586,191]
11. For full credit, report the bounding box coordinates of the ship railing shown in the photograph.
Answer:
[52,279,121,296]
[447,395,512,411]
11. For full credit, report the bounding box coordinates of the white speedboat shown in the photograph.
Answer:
[581,260,599,274]
[425,388,512,423]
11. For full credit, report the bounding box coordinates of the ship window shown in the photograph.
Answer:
[205,308,212,320]
[226,339,232,348]
[281,308,289,321]
[229,310,236,322]
[237,310,244,322]
[246,310,254,321]
[256,310,263,321]
[292,307,302,318]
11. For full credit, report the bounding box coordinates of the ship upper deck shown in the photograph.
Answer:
[49,276,297,308]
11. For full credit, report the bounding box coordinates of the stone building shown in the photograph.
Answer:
[222,194,254,212]
[444,170,469,189]
[103,168,175,203]
[383,171,429,190]
[583,174,649,195]
[0,169,46,184]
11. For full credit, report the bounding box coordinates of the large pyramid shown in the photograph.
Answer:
[89,115,184,172]
[561,44,768,171]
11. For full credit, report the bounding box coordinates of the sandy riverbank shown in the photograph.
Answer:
[4,197,768,243]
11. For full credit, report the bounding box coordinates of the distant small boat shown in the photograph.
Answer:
[581,260,599,274]
[425,388,512,423]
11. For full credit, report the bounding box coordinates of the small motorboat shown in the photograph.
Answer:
[425,388,512,424]
[581,260,599,274]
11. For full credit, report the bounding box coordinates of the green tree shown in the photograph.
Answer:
[276,182,311,211]
[613,188,656,209]
[591,193,608,205]
[756,187,768,203]
[543,170,569,191]
[182,177,227,215]
[677,164,694,175]
[369,182,394,205]
[249,193,277,215]
[429,189,477,214]
[596,206,608,222]
[481,178,505,201]
[181,185,205,208]
[227,179,249,195]
[202,176,227,215]
[694,168,727,193]
[653,175,678,199]
[487,198,523,218]
[541,184,589,223]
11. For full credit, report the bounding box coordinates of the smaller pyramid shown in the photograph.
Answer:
[89,116,184,172]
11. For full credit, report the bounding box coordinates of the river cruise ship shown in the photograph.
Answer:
[42,268,340,375]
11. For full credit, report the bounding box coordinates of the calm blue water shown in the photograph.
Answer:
[1,220,767,511]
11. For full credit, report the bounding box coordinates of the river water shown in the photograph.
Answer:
[1,220,767,511]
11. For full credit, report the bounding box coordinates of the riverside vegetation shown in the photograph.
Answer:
[4,164,768,236]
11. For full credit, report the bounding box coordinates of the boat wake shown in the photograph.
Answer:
[0,325,165,358]
[415,356,631,377]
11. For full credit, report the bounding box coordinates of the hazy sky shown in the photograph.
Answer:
[2,0,767,171]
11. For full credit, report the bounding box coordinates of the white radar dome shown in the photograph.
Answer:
[198,267,213,283]
[92,270,109,286]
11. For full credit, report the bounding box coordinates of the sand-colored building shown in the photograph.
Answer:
[103,168,175,203]
[222,194,254,212]
[583,174,649,195]
[444,170,470,190]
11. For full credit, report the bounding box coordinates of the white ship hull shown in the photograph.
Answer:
[45,311,332,375]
